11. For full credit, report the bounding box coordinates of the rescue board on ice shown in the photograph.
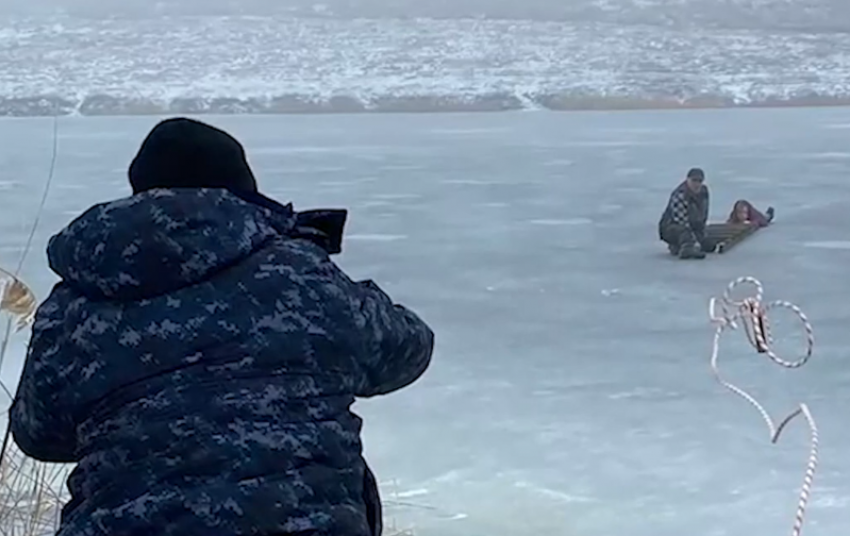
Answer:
[705,223,761,253]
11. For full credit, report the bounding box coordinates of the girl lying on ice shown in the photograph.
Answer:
[727,199,774,227]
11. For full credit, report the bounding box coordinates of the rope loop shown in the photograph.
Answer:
[708,276,817,536]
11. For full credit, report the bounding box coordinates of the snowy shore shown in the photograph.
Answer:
[2,15,849,116]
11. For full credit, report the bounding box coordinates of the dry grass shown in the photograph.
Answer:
[0,441,69,536]
[0,270,36,333]
[0,268,70,536]
[381,479,422,535]
[384,511,416,536]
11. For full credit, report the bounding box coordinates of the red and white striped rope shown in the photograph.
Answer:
[708,276,817,536]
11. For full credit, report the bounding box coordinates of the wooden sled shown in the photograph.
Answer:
[705,223,760,254]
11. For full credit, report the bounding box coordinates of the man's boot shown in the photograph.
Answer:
[678,242,706,259]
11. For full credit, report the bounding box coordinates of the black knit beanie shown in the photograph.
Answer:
[128,117,258,194]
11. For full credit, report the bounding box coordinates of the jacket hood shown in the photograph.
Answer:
[47,189,345,302]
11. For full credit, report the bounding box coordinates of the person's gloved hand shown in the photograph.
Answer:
[295,209,348,255]
[692,228,710,251]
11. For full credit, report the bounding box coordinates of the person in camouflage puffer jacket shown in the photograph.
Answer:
[10,117,434,536]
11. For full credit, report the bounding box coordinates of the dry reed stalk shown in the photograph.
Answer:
[0,115,68,536]
[0,268,70,536]
[0,269,36,333]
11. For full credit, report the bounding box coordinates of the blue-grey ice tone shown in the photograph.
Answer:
[2,108,850,535]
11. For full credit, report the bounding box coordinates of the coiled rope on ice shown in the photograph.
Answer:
[708,276,817,536]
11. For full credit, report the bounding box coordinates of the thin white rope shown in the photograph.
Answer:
[708,276,817,536]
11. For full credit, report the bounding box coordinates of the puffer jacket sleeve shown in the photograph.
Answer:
[348,278,435,397]
[314,255,434,398]
[10,283,77,463]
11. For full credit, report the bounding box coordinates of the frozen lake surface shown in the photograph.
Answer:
[2,108,850,535]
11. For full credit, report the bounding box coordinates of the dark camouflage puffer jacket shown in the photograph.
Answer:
[10,188,434,536]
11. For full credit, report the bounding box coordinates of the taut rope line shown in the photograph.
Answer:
[708,276,817,536]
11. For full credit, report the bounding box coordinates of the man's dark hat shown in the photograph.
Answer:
[686,168,705,180]
[129,117,258,194]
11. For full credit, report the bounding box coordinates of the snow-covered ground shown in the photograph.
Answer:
[2,108,850,535]
[6,0,850,32]
[1,14,850,116]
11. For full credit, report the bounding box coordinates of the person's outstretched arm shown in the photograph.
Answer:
[10,283,78,463]
[347,277,434,397]
[689,187,709,242]
[302,244,434,397]
[751,205,771,227]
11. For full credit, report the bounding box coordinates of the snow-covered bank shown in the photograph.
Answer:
[5,93,850,118]
[2,16,849,117]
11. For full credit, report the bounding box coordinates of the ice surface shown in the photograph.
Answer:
[2,108,850,535]
[2,15,850,116]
